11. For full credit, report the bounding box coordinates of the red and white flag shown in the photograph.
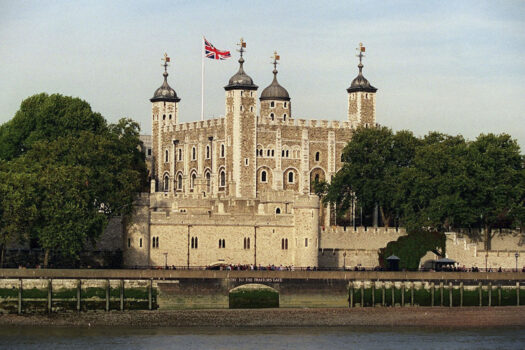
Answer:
[204,38,231,60]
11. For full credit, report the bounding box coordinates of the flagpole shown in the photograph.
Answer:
[201,36,205,121]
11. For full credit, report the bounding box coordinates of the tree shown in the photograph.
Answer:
[467,134,525,250]
[320,126,419,227]
[0,94,147,266]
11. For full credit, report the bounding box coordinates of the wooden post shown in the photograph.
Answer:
[120,279,124,311]
[360,283,364,307]
[372,282,375,307]
[431,282,434,307]
[391,284,395,307]
[382,283,385,307]
[516,282,520,306]
[439,282,443,306]
[479,282,482,307]
[148,279,153,311]
[349,282,354,308]
[401,282,405,307]
[47,279,52,313]
[449,282,453,307]
[18,279,22,315]
[106,279,110,312]
[76,279,81,312]
[488,282,492,307]
[410,283,414,306]
[460,282,464,307]
[498,284,501,307]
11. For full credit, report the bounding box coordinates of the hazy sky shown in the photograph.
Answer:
[1,0,524,147]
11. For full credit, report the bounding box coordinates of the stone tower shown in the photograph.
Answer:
[347,43,377,128]
[260,51,291,121]
[224,39,258,198]
[150,53,180,192]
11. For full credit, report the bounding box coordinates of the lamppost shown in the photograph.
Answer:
[343,252,347,271]
[515,252,519,272]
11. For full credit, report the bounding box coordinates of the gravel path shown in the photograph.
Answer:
[1,307,524,328]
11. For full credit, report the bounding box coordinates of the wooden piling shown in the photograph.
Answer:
[148,279,153,310]
[360,283,364,307]
[449,282,453,307]
[488,282,492,307]
[382,283,386,307]
[120,279,124,311]
[498,284,501,306]
[431,282,434,307]
[439,282,443,306]
[410,283,414,306]
[47,279,52,313]
[76,279,81,312]
[349,282,354,308]
[106,279,110,312]
[517,282,520,306]
[391,284,395,307]
[460,282,463,307]
[401,282,405,307]
[18,279,22,315]
[479,282,482,307]
[372,282,375,307]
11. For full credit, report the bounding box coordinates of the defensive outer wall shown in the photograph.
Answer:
[1,269,524,310]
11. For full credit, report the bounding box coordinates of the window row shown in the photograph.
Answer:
[127,238,143,248]
[152,236,160,248]
[269,101,288,108]
[163,169,226,192]
[269,113,287,121]
[165,144,226,163]
[129,236,307,250]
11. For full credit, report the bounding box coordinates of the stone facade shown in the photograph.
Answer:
[124,48,379,268]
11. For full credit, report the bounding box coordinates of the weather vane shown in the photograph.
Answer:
[271,51,280,69]
[237,38,246,57]
[356,43,365,64]
[161,52,171,72]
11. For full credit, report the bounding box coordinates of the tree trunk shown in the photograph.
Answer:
[0,243,4,268]
[379,206,390,228]
[484,225,492,251]
[44,248,50,268]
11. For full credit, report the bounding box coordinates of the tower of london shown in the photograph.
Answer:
[124,41,380,268]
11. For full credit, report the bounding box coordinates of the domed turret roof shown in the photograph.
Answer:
[151,62,180,103]
[260,68,290,101]
[347,63,377,93]
[225,56,258,91]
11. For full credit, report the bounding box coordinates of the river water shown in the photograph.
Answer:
[0,326,524,349]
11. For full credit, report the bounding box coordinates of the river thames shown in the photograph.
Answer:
[0,326,524,350]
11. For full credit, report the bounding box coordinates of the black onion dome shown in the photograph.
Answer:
[347,62,377,93]
[260,69,290,101]
[224,57,258,91]
[151,71,180,102]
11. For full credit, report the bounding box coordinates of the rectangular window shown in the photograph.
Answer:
[127,238,131,248]
[305,238,308,247]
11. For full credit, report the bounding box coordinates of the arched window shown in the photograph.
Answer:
[286,150,289,157]
[276,207,281,214]
[284,102,287,108]
[261,170,267,183]
[206,145,210,159]
[283,114,287,121]
[169,114,172,120]
[163,115,166,120]
[288,171,294,183]
[165,150,169,163]
[219,170,226,187]
[177,173,183,190]
[271,150,275,157]
[270,101,275,108]
[190,172,196,189]
[205,171,211,192]
[315,152,320,162]
[220,144,225,158]
[163,174,169,192]
[139,238,142,248]
[192,146,196,160]
[178,148,182,161]
[270,113,274,120]
[247,237,250,249]
[267,149,271,157]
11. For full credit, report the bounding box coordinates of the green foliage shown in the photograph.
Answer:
[229,288,279,309]
[378,230,446,270]
[0,93,147,266]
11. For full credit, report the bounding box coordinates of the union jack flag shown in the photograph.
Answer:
[204,38,231,60]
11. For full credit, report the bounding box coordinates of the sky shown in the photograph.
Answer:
[1,0,524,147]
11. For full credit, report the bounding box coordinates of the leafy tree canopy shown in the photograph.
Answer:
[0,93,147,266]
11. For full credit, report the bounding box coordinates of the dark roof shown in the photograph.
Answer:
[224,57,258,91]
[260,69,290,101]
[347,62,377,93]
[151,71,180,102]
